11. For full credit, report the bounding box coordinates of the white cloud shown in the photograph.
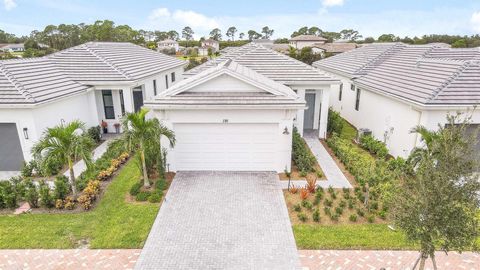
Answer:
[148,7,219,34]
[322,0,344,7]
[471,11,480,32]
[3,0,17,11]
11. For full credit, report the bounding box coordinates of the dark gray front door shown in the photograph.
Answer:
[0,123,24,171]
[133,91,144,112]
[303,93,316,130]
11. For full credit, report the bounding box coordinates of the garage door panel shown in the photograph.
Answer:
[174,123,278,171]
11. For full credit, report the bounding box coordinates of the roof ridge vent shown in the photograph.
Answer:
[428,61,471,102]
[0,62,35,102]
[83,44,133,80]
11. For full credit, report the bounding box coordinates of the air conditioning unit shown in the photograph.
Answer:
[356,128,372,143]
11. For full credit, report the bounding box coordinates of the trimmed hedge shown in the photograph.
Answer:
[359,135,389,158]
[292,128,316,172]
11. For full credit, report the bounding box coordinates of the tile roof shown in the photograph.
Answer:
[185,43,339,85]
[314,43,480,106]
[312,43,358,53]
[290,35,327,41]
[146,60,306,108]
[0,42,185,105]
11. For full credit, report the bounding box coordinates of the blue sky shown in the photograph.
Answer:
[1,0,480,39]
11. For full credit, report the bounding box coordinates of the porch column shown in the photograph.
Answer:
[122,87,134,113]
[296,88,305,136]
[318,88,330,139]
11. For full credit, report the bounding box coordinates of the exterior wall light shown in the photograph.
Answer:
[23,127,29,139]
[283,127,290,135]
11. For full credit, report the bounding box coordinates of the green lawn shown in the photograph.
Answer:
[0,160,159,249]
[294,224,416,250]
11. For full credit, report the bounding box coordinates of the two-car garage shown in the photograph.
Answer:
[0,123,24,171]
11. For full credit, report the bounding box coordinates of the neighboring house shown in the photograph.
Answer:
[198,46,213,56]
[0,42,185,171]
[311,43,358,57]
[313,43,480,158]
[146,43,339,172]
[252,39,290,54]
[289,35,327,49]
[0,43,25,53]
[201,39,220,51]
[157,39,179,52]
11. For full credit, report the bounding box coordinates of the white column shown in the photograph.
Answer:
[296,88,306,136]
[122,87,134,113]
[318,88,330,139]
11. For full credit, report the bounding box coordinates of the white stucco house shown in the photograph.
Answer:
[0,42,185,172]
[289,35,327,50]
[201,39,220,51]
[313,42,480,158]
[146,43,339,172]
[0,43,25,53]
[157,39,180,53]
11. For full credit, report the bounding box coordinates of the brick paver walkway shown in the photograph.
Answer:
[300,250,480,270]
[135,171,301,270]
[2,249,478,269]
[0,249,140,270]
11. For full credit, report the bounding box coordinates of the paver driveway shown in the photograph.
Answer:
[135,171,301,270]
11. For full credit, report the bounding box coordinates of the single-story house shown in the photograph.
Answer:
[0,43,25,53]
[198,46,215,56]
[157,39,180,53]
[289,35,327,50]
[313,43,480,157]
[0,42,185,171]
[146,43,339,172]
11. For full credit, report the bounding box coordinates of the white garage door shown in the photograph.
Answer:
[173,123,278,171]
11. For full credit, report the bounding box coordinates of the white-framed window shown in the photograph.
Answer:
[153,79,157,96]
[355,88,361,111]
[171,72,176,82]
[350,84,355,91]
[339,83,343,101]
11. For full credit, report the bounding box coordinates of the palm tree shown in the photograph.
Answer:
[122,108,175,188]
[32,120,94,197]
[408,125,440,167]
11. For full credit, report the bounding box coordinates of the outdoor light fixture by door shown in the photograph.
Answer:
[23,127,29,139]
[283,127,290,135]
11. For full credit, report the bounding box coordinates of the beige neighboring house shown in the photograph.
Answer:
[201,39,220,51]
[289,35,327,49]
[157,39,179,52]
[311,43,358,56]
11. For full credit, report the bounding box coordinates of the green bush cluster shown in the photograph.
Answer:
[327,109,344,135]
[87,126,102,143]
[292,128,316,173]
[131,178,167,203]
[359,135,389,158]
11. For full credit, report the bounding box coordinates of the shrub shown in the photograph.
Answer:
[299,188,309,200]
[315,170,323,178]
[331,192,337,200]
[297,212,308,222]
[148,193,162,203]
[330,213,339,221]
[21,161,34,177]
[55,199,64,209]
[87,126,102,143]
[312,209,320,222]
[339,200,347,208]
[327,108,344,135]
[64,196,75,210]
[83,180,100,200]
[378,210,387,220]
[0,181,17,208]
[327,186,335,194]
[359,134,389,158]
[370,201,379,211]
[77,194,92,210]
[155,179,167,191]
[301,200,313,210]
[335,207,343,215]
[136,191,150,201]
[349,214,358,222]
[299,171,307,177]
[39,181,54,208]
[130,182,142,196]
[306,176,317,193]
[54,176,70,200]
[293,204,302,212]
[315,189,323,200]
[367,214,375,223]
[24,180,39,208]
[324,207,331,216]
[292,128,316,172]
[356,208,365,217]
[324,198,333,207]
[289,184,298,194]
[348,200,355,209]
[313,197,321,205]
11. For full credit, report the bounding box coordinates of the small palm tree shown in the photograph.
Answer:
[408,125,440,167]
[32,120,94,197]
[122,108,175,188]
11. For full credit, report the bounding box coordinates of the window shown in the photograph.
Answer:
[153,79,157,96]
[119,90,125,115]
[339,83,343,101]
[171,72,176,83]
[350,84,355,91]
[165,74,169,89]
[355,88,361,111]
[102,90,115,119]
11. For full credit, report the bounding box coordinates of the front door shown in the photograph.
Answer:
[303,93,316,130]
[133,90,144,112]
[0,123,24,171]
